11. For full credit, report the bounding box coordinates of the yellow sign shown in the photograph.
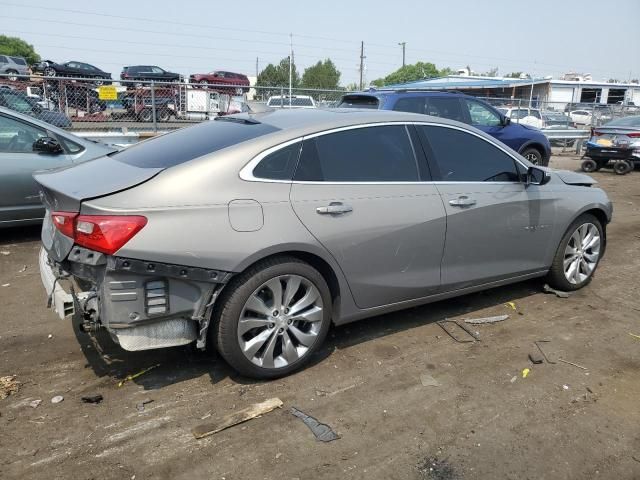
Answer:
[98,85,118,101]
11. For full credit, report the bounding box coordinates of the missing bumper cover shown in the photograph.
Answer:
[109,256,232,284]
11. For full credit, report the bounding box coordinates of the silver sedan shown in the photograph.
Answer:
[36,109,612,378]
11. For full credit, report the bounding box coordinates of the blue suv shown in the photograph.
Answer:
[338,91,551,166]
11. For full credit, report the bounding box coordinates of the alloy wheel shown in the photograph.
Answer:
[563,223,600,284]
[237,275,324,369]
[525,152,540,164]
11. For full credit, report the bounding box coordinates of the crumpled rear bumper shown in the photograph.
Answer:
[39,247,74,319]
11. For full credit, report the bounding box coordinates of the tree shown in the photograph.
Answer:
[482,67,499,77]
[371,62,450,87]
[301,59,341,90]
[256,57,300,98]
[0,35,40,65]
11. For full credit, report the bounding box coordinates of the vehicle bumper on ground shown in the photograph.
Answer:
[38,246,233,351]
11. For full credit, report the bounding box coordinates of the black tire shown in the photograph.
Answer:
[546,213,604,291]
[157,109,171,122]
[138,108,152,122]
[212,256,332,379]
[44,67,56,77]
[581,159,598,173]
[614,161,632,175]
[5,69,19,81]
[521,147,545,166]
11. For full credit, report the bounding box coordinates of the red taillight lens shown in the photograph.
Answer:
[51,211,77,238]
[626,132,640,138]
[50,212,147,255]
[74,215,147,255]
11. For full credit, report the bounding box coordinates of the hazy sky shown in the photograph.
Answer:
[3,0,639,85]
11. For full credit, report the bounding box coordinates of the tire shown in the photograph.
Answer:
[213,257,332,379]
[614,161,632,175]
[157,109,171,122]
[5,69,18,81]
[138,108,153,122]
[581,159,598,173]
[44,67,56,77]
[547,214,604,291]
[199,80,208,88]
[521,147,545,166]
[93,77,104,86]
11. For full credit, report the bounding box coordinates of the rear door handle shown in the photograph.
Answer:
[316,202,353,215]
[449,196,477,208]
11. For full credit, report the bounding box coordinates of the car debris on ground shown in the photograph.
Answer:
[558,358,588,370]
[543,284,571,298]
[136,399,154,412]
[117,364,160,387]
[464,314,509,325]
[437,320,480,343]
[290,407,340,442]
[29,399,42,408]
[420,373,441,387]
[0,375,19,399]
[528,351,544,364]
[51,395,64,404]
[81,394,104,404]
[192,397,283,439]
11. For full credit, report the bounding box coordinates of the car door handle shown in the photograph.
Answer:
[316,202,353,215]
[449,196,477,208]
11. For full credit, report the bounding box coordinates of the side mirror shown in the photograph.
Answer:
[526,166,550,186]
[33,137,63,154]
[501,116,511,126]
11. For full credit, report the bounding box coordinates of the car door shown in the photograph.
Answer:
[64,62,82,76]
[416,124,557,290]
[290,123,447,309]
[0,113,76,223]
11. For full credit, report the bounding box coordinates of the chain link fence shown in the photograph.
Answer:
[1,73,637,151]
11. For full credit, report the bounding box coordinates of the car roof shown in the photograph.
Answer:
[344,90,468,99]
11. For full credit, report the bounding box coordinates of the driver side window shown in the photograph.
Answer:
[419,125,520,182]
[464,100,502,126]
[0,115,47,153]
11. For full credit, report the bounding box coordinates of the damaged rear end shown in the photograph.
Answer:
[35,135,234,351]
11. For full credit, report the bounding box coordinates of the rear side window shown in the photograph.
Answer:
[10,57,27,65]
[392,97,426,114]
[425,97,467,123]
[114,118,279,168]
[338,95,379,109]
[0,56,7,64]
[295,125,419,182]
[419,125,519,182]
[253,142,301,180]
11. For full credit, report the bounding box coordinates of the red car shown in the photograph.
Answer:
[189,70,250,93]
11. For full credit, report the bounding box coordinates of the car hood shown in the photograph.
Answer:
[553,169,597,186]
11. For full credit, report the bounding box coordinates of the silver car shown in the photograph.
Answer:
[36,109,612,379]
[0,106,116,227]
[0,55,30,81]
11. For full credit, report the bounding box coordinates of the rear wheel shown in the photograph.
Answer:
[199,80,209,88]
[157,108,171,122]
[547,214,603,291]
[213,257,332,379]
[44,67,56,77]
[521,147,545,166]
[614,160,632,175]
[138,108,153,122]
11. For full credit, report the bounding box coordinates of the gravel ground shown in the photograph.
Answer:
[1,155,639,480]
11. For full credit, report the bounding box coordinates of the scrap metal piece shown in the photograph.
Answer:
[528,352,544,364]
[543,284,570,298]
[558,358,588,370]
[290,407,339,442]
[437,320,480,343]
[465,314,509,325]
[193,397,283,439]
[534,340,556,364]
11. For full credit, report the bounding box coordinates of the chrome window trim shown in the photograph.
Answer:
[239,121,529,184]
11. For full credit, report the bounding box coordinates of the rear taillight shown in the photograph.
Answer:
[626,132,640,138]
[51,211,77,238]
[51,212,147,255]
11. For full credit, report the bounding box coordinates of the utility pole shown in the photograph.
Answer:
[255,57,259,79]
[359,41,366,90]
[398,42,406,67]
[289,33,293,108]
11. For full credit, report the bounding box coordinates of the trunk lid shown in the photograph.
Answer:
[35,155,163,261]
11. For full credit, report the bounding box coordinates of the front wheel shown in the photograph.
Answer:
[521,147,545,166]
[614,160,632,175]
[213,257,332,379]
[44,67,56,77]
[581,159,598,173]
[547,214,603,291]
[5,69,18,81]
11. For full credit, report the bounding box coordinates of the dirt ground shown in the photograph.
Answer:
[1,154,639,480]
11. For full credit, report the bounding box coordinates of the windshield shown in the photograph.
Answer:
[0,92,35,114]
[603,116,640,128]
[338,95,380,109]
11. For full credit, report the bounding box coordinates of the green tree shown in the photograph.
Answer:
[371,62,450,87]
[0,35,40,65]
[256,57,300,98]
[505,71,530,79]
[301,59,341,90]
